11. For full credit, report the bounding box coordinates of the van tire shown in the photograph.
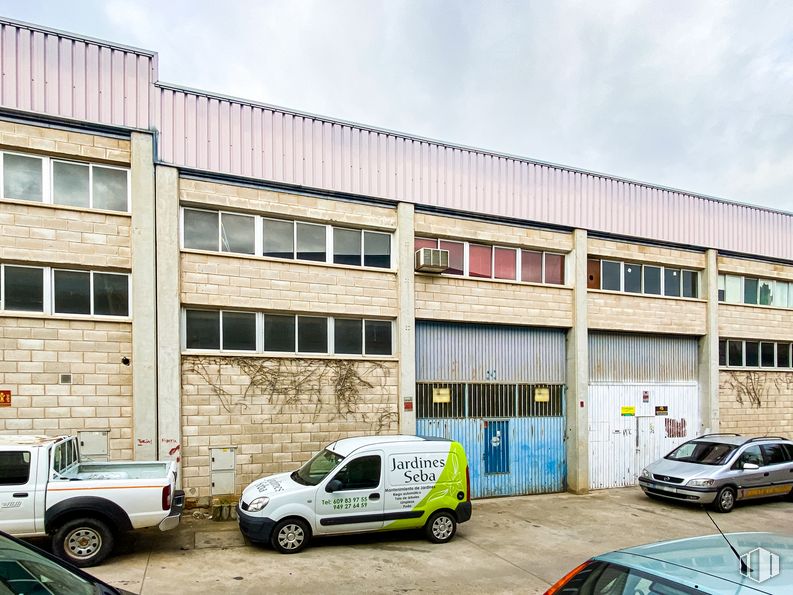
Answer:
[713,486,736,513]
[271,518,310,554]
[52,517,114,567]
[425,511,457,544]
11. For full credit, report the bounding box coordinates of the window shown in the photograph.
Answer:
[760,342,775,367]
[53,270,91,314]
[297,316,328,353]
[263,218,295,259]
[334,228,361,266]
[0,451,31,485]
[524,251,544,284]
[221,212,255,255]
[53,270,129,316]
[586,259,600,289]
[333,455,381,490]
[759,279,773,306]
[334,318,362,354]
[440,240,464,275]
[719,273,793,309]
[601,260,621,291]
[494,248,516,280]
[183,209,256,255]
[762,443,792,465]
[3,265,44,312]
[776,281,789,308]
[664,268,681,297]
[264,314,296,352]
[185,310,220,350]
[3,153,43,202]
[363,231,390,268]
[718,274,726,301]
[643,266,661,295]
[183,209,219,251]
[744,277,759,305]
[722,339,793,369]
[728,340,743,366]
[718,340,726,367]
[724,275,742,303]
[735,445,764,468]
[222,311,256,351]
[469,244,492,278]
[778,343,792,368]
[745,341,759,367]
[682,270,698,298]
[624,263,642,293]
[92,166,128,211]
[544,253,564,285]
[296,223,326,262]
[53,160,89,208]
[93,273,129,316]
[365,320,392,355]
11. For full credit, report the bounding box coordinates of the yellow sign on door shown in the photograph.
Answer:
[621,406,635,416]
[432,388,450,403]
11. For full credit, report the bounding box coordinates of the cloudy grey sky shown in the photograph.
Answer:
[2,0,792,212]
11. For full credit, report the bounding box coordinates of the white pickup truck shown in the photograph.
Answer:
[0,435,184,567]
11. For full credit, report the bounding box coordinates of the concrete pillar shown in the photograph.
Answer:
[130,132,157,460]
[396,203,416,434]
[699,248,719,434]
[155,166,182,468]
[566,228,589,493]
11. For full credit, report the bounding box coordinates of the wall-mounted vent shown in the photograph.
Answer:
[59,374,73,385]
[415,248,449,273]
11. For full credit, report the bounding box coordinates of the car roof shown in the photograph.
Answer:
[694,434,789,446]
[597,533,793,594]
[325,435,450,457]
[0,435,67,447]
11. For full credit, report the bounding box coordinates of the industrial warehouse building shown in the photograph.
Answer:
[0,18,792,505]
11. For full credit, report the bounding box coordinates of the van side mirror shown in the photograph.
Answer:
[742,462,759,470]
[326,479,343,493]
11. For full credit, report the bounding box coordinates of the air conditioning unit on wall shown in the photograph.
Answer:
[415,248,449,273]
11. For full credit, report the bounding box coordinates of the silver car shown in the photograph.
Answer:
[639,434,793,512]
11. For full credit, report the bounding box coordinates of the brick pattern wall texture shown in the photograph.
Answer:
[181,253,398,317]
[588,293,707,335]
[719,304,793,342]
[719,255,793,281]
[180,179,397,231]
[416,275,573,327]
[0,203,131,269]
[589,238,705,269]
[719,371,793,436]
[0,120,131,164]
[0,317,133,459]
[180,356,399,502]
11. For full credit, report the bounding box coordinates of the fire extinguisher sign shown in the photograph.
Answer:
[0,390,10,407]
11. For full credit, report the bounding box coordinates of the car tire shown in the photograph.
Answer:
[52,517,115,567]
[271,518,311,554]
[425,510,457,544]
[713,486,737,513]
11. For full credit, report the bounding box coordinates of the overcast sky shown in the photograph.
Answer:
[2,0,792,212]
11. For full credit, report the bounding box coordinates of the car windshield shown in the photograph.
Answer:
[291,448,344,486]
[665,441,737,465]
[0,533,100,595]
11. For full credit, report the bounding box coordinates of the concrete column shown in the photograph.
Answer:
[396,203,416,434]
[699,248,719,433]
[130,132,157,460]
[565,228,589,494]
[155,166,182,468]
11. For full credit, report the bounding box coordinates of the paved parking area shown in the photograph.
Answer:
[83,487,793,594]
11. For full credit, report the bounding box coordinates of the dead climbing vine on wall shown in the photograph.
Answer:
[182,356,394,430]
[720,371,793,408]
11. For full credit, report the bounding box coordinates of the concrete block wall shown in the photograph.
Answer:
[0,121,131,164]
[0,317,133,458]
[719,371,793,436]
[588,293,707,335]
[588,237,706,269]
[180,356,399,502]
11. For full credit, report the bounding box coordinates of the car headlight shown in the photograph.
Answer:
[641,468,651,479]
[687,478,714,487]
[247,496,270,512]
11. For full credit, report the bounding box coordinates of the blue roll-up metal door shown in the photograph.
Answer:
[415,322,567,498]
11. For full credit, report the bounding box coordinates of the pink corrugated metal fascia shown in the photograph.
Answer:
[0,18,157,130]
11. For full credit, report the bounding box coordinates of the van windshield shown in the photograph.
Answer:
[665,441,737,465]
[292,448,344,486]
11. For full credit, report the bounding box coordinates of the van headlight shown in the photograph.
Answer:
[687,478,714,487]
[247,496,270,512]
[641,468,650,479]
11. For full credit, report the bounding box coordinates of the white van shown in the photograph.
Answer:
[237,435,471,553]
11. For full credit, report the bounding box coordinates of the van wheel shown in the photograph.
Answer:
[425,511,457,544]
[271,518,310,554]
[52,518,114,567]
[713,487,736,513]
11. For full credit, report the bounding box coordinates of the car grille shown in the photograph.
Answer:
[653,474,684,484]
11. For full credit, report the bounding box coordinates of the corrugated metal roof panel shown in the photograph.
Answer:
[589,332,699,383]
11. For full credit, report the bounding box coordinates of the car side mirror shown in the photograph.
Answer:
[742,462,759,470]
[325,479,343,493]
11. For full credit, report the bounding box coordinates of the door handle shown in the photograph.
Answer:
[12,492,28,498]
[368,493,380,501]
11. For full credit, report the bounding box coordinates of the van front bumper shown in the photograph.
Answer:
[638,478,717,504]
[237,505,276,543]
[159,490,185,531]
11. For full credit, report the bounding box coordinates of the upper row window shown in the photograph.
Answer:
[0,264,129,317]
[414,238,565,285]
[718,274,793,308]
[1,151,129,212]
[588,258,699,298]
[719,339,792,369]
[182,208,391,269]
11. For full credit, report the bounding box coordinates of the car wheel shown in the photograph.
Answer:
[425,511,457,544]
[271,518,310,554]
[52,518,114,567]
[713,486,736,513]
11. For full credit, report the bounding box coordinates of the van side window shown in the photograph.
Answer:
[0,451,31,485]
[762,443,792,465]
[733,445,764,469]
[334,455,381,490]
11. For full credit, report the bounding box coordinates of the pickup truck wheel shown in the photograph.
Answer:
[53,518,114,567]
[271,519,310,554]
[713,486,736,513]
[425,511,457,544]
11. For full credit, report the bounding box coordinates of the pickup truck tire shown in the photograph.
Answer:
[52,518,114,567]
[271,518,310,554]
[425,510,457,543]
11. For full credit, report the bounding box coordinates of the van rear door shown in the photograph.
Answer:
[315,452,384,534]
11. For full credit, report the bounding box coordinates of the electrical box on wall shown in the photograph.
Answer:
[78,430,109,461]
[210,447,236,495]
